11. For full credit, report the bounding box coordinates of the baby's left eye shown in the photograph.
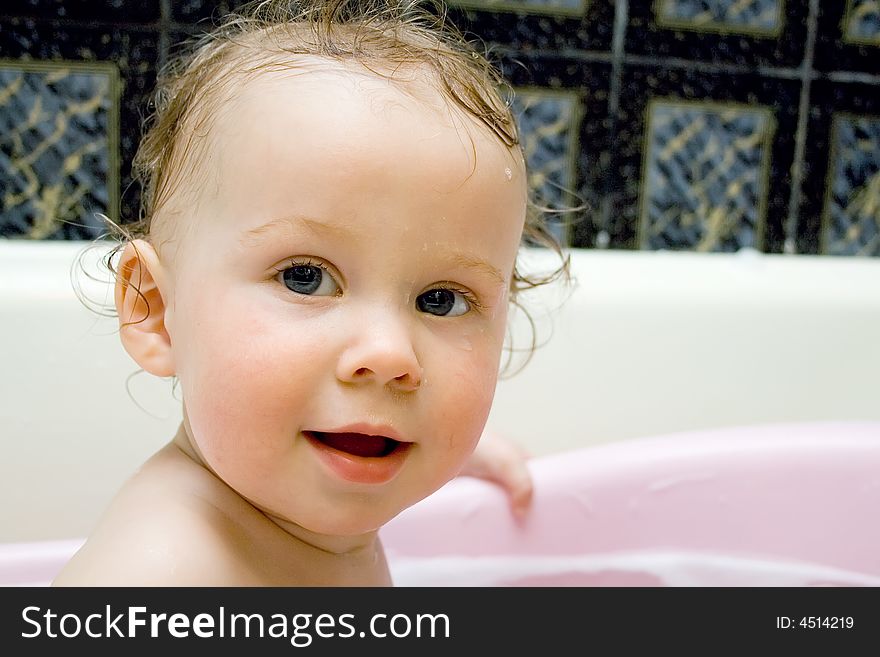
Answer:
[278,262,340,296]
[416,288,471,317]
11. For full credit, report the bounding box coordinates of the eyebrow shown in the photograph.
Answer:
[240,215,355,245]
[240,215,506,285]
[445,251,506,285]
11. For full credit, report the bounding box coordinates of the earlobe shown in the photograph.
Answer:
[114,239,175,377]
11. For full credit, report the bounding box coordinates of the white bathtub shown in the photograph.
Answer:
[1,240,879,584]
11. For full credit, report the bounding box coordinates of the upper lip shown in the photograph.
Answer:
[307,423,407,443]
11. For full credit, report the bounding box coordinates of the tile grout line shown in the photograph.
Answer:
[158,0,171,71]
[597,0,628,249]
[783,0,821,254]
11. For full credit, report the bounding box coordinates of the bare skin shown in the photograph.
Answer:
[55,425,391,586]
[54,63,530,586]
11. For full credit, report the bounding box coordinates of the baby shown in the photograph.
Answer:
[54,0,568,586]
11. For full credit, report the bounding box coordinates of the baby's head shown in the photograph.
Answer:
[109,0,567,538]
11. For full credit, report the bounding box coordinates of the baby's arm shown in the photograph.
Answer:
[458,430,533,517]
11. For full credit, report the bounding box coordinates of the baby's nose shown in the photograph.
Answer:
[336,318,422,391]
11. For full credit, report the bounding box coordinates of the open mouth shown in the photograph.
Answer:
[304,431,403,458]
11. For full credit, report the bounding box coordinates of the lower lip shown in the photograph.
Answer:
[303,431,412,485]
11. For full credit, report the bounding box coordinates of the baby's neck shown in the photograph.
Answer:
[261,510,380,557]
[167,428,391,586]
[251,508,391,586]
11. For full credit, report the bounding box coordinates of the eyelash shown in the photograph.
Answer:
[430,283,484,313]
[272,259,484,312]
[274,257,330,276]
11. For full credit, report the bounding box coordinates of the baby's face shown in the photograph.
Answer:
[163,66,526,536]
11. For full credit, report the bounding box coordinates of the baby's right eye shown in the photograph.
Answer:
[277,260,341,296]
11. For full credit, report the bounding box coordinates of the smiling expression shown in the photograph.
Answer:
[160,65,526,536]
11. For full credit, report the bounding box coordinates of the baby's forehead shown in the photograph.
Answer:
[205,60,522,173]
[231,65,511,165]
[150,53,525,255]
[222,58,464,129]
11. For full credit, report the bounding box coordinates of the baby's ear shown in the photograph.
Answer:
[114,239,175,377]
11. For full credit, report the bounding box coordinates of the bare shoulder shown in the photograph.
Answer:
[53,444,256,586]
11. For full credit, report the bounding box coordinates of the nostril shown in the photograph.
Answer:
[396,370,422,388]
[346,366,421,388]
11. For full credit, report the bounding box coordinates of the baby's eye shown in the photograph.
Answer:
[278,261,340,296]
[416,288,471,317]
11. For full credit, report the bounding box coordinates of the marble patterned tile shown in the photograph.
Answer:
[814,1,878,74]
[796,79,880,255]
[0,19,159,231]
[655,0,784,36]
[843,0,880,45]
[0,60,119,239]
[502,56,611,249]
[821,115,880,256]
[640,100,774,251]
[512,87,581,245]
[626,0,807,68]
[611,66,798,251]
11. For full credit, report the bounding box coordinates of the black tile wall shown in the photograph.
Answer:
[625,0,809,69]
[814,0,879,75]
[612,66,800,252]
[1,15,158,237]
[801,78,880,255]
[455,1,614,53]
[2,0,160,24]
[0,61,119,239]
[0,0,878,256]
[171,0,247,25]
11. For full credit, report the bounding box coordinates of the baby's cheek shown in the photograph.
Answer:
[442,352,499,445]
[180,320,314,444]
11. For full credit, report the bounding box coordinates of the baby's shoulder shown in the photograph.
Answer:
[53,512,228,586]
[53,446,254,586]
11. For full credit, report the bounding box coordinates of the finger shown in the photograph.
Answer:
[505,462,534,517]
[487,454,533,517]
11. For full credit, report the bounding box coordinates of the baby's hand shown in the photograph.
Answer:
[458,430,533,518]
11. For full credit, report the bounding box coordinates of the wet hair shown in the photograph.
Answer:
[89,0,573,376]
